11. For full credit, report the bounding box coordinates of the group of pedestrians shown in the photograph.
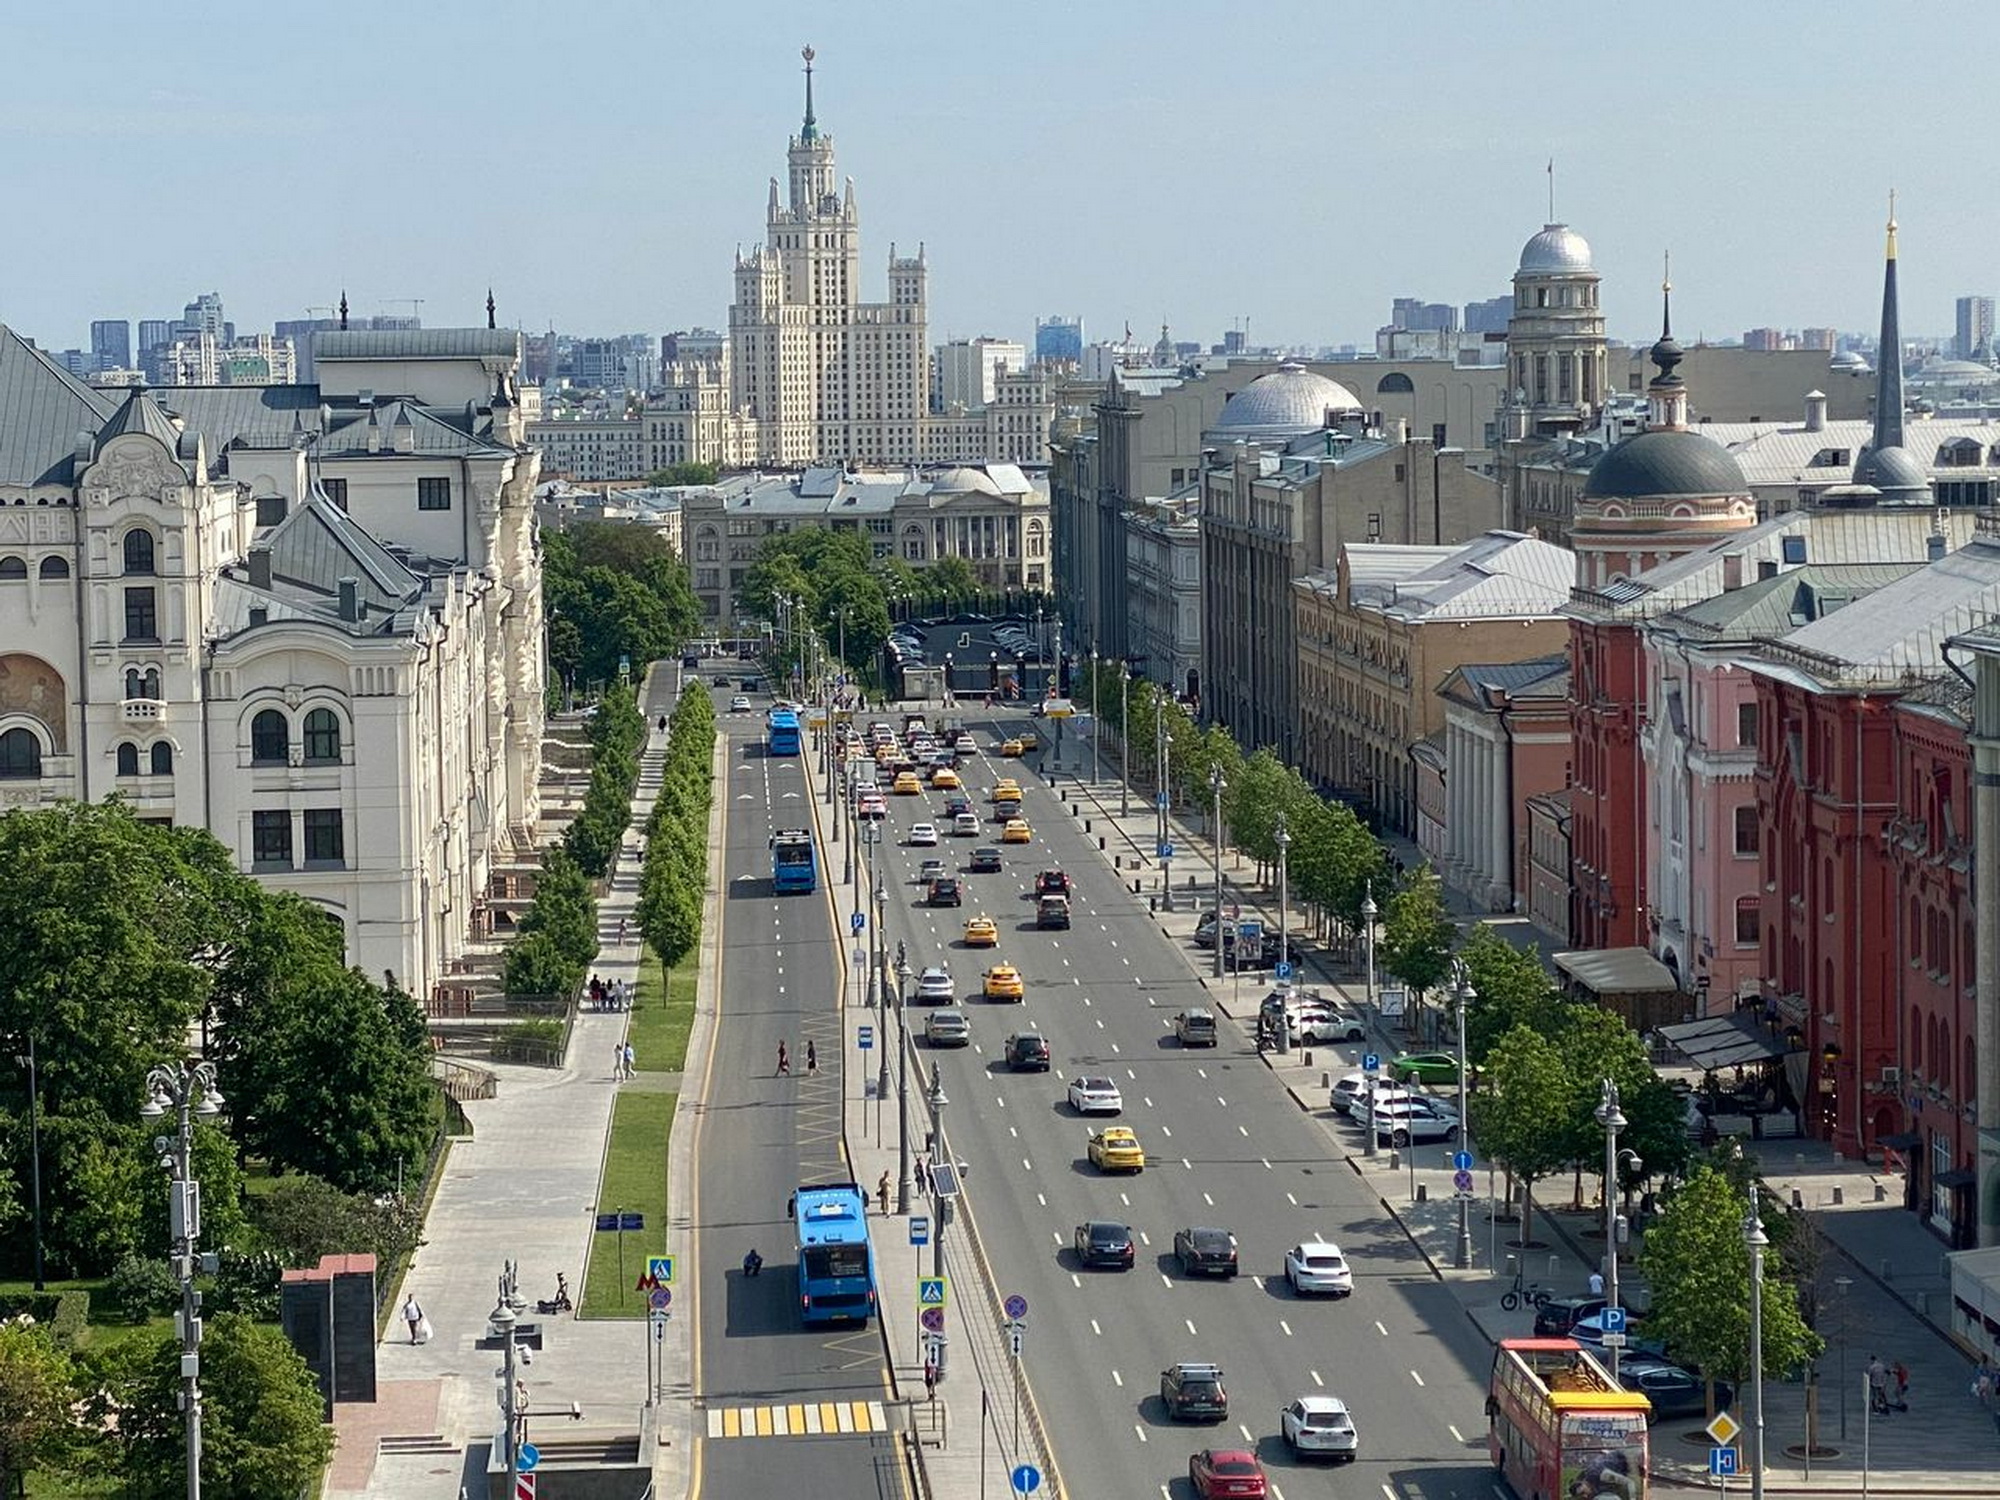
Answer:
[1867,1353,1912,1414]
[774,1039,818,1076]
[587,973,630,1012]
[611,1041,636,1080]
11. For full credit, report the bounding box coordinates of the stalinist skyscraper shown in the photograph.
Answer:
[649,48,1050,473]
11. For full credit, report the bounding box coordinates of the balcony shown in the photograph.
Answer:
[121,698,164,722]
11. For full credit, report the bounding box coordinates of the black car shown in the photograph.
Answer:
[1534,1294,1638,1339]
[928,877,963,908]
[1005,1032,1051,1071]
[1619,1359,1732,1421]
[1159,1361,1229,1422]
[739,677,760,691]
[970,847,1004,873]
[1073,1219,1135,1269]
[1173,1225,1240,1278]
[712,673,732,687]
[943,793,973,818]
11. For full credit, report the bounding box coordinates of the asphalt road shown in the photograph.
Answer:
[863,706,1506,1500]
[689,698,905,1500]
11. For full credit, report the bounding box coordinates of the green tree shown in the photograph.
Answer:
[922,555,979,606]
[0,1321,79,1496]
[1550,1006,1689,1202]
[645,460,719,487]
[1640,1164,1821,1409]
[1457,923,1564,1063]
[108,1314,334,1500]
[1378,865,1456,1001]
[249,1173,425,1272]
[1469,1025,1575,1229]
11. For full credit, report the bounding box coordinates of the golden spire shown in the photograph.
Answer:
[1886,188,1898,261]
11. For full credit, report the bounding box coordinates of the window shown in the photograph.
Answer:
[38,556,69,579]
[254,494,287,528]
[320,478,348,511]
[1735,897,1760,945]
[122,530,156,575]
[303,708,342,764]
[250,709,289,765]
[252,810,293,868]
[0,727,41,779]
[303,808,345,866]
[122,586,158,642]
[116,742,140,776]
[1733,805,1760,856]
[149,742,173,776]
[417,477,451,511]
[1737,702,1758,749]
[0,557,25,580]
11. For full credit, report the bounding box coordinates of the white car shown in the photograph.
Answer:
[916,966,955,1004]
[1280,1395,1359,1459]
[909,823,940,846]
[1344,1083,1419,1122]
[1371,1097,1460,1146]
[954,733,978,754]
[953,812,981,836]
[1066,1076,1124,1115]
[1283,1240,1354,1297]
[1293,1009,1367,1044]
[728,695,752,714]
[857,796,887,821]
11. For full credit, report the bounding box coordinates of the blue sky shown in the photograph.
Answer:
[4,1,1990,354]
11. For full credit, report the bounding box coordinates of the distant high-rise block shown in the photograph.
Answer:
[137,319,172,354]
[1799,327,1838,353]
[1034,316,1083,365]
[1463,296,1512,335]
[1391,298,1458,333]
[1956,295,1995,360]
[1742,327,1787,352]
[90,319,130,372]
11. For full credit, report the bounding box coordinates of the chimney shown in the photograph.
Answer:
[338,576,360,622]
[247,605,268,628]
[1757,559,1779,581]
[1804,389,1828,432]
[1928,511,1949,562]
[1722,552,1743,590]
[247,545,271,590]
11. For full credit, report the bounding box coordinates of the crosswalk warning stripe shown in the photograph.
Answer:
[705,1399,886,1439]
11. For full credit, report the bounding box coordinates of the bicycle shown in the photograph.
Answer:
[1499,1274,1552,1312]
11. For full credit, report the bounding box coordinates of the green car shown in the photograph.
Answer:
[1390,1052,1467,1086]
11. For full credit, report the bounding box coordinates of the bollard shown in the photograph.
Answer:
[1132,878,1140,895]
[1149,895,1157,912]
[1388,1150,1400,1171]
[1874,1182,1887,1203]
[1548,1255,1561,1281]
[1098,836,1106,851]
[1505,1252,1518,1279]
[1085,820,1092,833]
[1320,1072,1330,1090]
[1792,1188,1804,1210]
[1415,1183,1427,1203]
[1831,1185,1843,1206]
[1302,1049,1313,1069]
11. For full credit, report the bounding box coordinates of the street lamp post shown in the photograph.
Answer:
[1451,961,1475,1269]
[1833,1274,1853,1439]
[1209,767,1226,980]
[1091,653,1102,785]
[927,1070,950,1279]
[1746,1184,1769,1500]
[14,1033,44,1290]
[141,1060,225,1500]
[1362,884,1380,1160]
[1595,1079,1628,1380]
[895,954,913,1213]
[1155,703,1173,911]
[1274,815,1291,1056]
[1119,664,1131,818]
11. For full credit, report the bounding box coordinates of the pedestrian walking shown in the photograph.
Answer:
[623,1042,635,1078]
[1892,1358,1911,1410]
[877,1171,890,1215]
[923,1358,938,1401]
[1588,1269,1605,1297]
[402,1294,425,1344]
[614,1042,626,1080]
[806,1039,818,1076]
[1868,1354,1890,1414]
[777,1041,790,1076]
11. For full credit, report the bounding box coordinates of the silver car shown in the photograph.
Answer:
[916,966,954,1004]
[924,1008,971,1047]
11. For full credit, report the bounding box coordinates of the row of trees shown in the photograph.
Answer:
[0,803,439,1282]
[562,684,647,879]
[545,521,701,703]
[636,684,717,969]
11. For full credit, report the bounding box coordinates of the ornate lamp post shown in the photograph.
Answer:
[1451,961,1475,1269]
[1595,1079,1628,1379]
[1091,652,1102,784]
[1747,1185,1769,1500]
[1209,766,1226,980]
[141,1060,225,1500]
[895,954,913,1213]
[1274,815,1292,1056]
[1119,662,1131,817]
[1362,884,1380,1159]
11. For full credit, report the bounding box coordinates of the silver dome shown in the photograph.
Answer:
[1852,444,1930,499]
[1211,363,1362,439]
[1518,223,1594,275]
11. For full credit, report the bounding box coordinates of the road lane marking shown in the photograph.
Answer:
[1071,1273,1081,1288]
[1111,1368,1122,1386]
[1202,1192,1214,1206]
[1119,1191,1131,1206]
[1279,1320,1294,1337]
[1217,1096,1228,1108]
[1109,1042,1120,1053]
[1159,1125,1172,1137]
[1238,1424,1255,1444]
[1135,1426,1148,1445]
[1197,1068,1209,1079]
[1310,1370,1324,1387]
[1186,1318,1199,1336]
[1161,1272,1173,1288]
[1238,1124,1249,1137]
[1410,1370,1426,1387]
[1091,1319,1102,1335]
[1037,1193,1046,1206]
[1009,1126,1018,1139]
[1138,1230,1151,1246]
[1375,1320,1389,1337]
[1448,1423,1465,1443]
[1286,1192,1297,1205]
[1022,1157,1032,1171]
[1260,1158,1272,1170]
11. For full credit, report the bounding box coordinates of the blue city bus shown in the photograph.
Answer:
[770,827,818,894]
[793,1180,876,1325]
[767,708,802,756]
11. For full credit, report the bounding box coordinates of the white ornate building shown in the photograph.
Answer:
[0,324,543,995]
[644,49,1054,473]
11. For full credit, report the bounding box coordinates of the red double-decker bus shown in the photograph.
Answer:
[1488,1337,1650,1499]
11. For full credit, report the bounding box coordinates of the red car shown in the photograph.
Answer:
[1189,1448,1266,1498]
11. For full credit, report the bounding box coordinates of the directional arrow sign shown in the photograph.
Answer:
[1452,1150,1475,1172]
[517,1441,541,1473]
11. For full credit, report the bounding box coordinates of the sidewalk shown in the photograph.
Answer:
[1040,752,2000,1495]
[327,669,686,1500]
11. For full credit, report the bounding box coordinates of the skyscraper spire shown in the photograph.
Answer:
[800,44,818,141]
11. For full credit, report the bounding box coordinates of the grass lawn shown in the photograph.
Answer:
[582,1090,676,1319]
[628,943,697,1073]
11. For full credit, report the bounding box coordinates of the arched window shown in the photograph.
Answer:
[0,727,41,779]
[38,556,69,579]
[1910,1005,1924,1073]
[0,556,26,580]
[142,668,160,700]
[303,708,342,764]
[116,742,140,776]
[1375,372,1415,395]
[1940,1022,1954,1095]
[125,668,142,700]
[149,741,173,776]
[250,709,289,765]
[123,529,156,575]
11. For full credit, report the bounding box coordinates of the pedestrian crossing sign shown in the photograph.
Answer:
[646,1255,675,1285]
[917,1277,948,1308]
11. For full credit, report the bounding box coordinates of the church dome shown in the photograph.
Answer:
[1212,362,1361,440]
[1852,443,1929,498]
[1518,223,1594,275]
[1583,429,1748,501]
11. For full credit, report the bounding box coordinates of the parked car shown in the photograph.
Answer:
[1389,1052,1472,1087]
[1619,1358,1732,1421]
[1369,1096,1460,1146]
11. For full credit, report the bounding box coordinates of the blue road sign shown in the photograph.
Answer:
[1709,1447,1739,1477]
[518,1442,541,1473]
[596,1212,645,1232]
[1603,1307,1628,1334]
[858,1025,875,1050]
[918,1277,948,1307]
[1004,1293,1029,1320]
[1362,1053,1381,1073]
[1452,1170,1476,1194]
[851,911,866,934]
[1157,841,1174,860]
[1012,1463,1043,1494]
[1274,961,1294,980]
[1156,793,1169,809]
[1452,1150,1474,1172]
[909,1215,931,1246]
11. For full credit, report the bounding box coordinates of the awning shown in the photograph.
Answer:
[1936,1168,1979,1190]
[1554,947,1677,995]
[1656,1012,1792,1072]
[1878,1131,1923,1152]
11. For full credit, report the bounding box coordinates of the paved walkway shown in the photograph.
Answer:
[1041,749,2000,1494]
[327,670,688,1500]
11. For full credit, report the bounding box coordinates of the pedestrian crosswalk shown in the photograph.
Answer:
[705,1399,888,1439]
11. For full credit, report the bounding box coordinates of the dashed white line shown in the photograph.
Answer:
[1310,1370,1324,1387]
[1037,1193,1046,1207]
[1185,1318,1199,1336]
[1071,1273,1082,1288]
[1160,1272,1173,1288]
[1090,1319,1102,1336]
[1260,1158,1272,1170]
[1160,1125,1172,1138]
[1238,1124,1249,1137]
[1137,1230,1151,1246]
[1286,1192,1298,1206]
[1196,1068,1209,1080]
[1119,1191,1131,1206]
[1022,1157,1032,1171]
[1374,1320,1389,1337]
[1217,1096,1228,1108]
[1448,1422,1465,1443]
[1279,1320,1294,1337]
[1201,1191,1214,1206]
[1111,1368,1122,1386]
[1181,1157,1192,1170]
[1135,1426,1148,1445]
[1410,1370,1426,1387]
[1009,1126,1018,1139]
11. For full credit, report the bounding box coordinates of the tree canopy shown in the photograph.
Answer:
[1378,865,1456,998]
[543,522,699,691]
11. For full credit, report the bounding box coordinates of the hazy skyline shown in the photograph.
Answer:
[6,2,1994,357]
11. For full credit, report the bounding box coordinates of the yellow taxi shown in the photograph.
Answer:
[1000,738,1025,757]
[1016,729,1041,752]
[991,778,1021,800]
[1001,818,1033,845]
[892,771,923,795]
[1087,1126,1146,1173]
[875,744,899,766]
[982,963,1025,1001]
[931,766,962,790]
[962,914,999,947]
